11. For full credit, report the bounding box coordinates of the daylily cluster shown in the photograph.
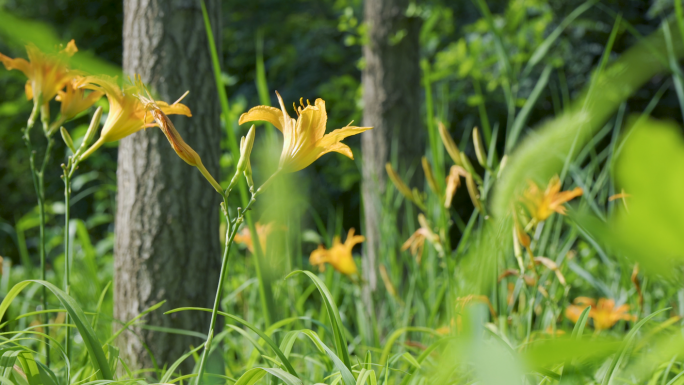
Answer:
[565,297,636,331]
[0,40,103,133]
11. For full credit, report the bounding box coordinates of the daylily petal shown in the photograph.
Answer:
[157,101,192,117]
[62,40,78,56]
[0,54,32,77]
[317,126,372,150]
[313,98,327,141]
[238,105,285,131]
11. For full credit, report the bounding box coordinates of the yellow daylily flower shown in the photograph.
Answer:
[79,75,191,159]
[309,228,364,276]
[565,297,635,331]
[238,91,372,172]
[234,222,275,254]
[0,40,78,104]
[56,77,104,121]
[521,175,583,222]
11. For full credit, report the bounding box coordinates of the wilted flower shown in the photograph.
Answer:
[56,77,104,121]
[521,175,583,222]
[309,228,364,276]
[0,40,77,104]
[239,91,371,173]
[565,297,635,330]
[444,165,467,208]
[234,222,275,254]
[79,75,191,159]
[401,214,442,263]
[134,80,222,194]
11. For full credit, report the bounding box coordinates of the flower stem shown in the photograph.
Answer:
[196,171,277,385]
[22,100,53,367]
[62,156,77,363]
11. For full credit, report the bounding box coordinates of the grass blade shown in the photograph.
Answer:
[234,367,302,385]
[165,307,298,377]
[0,281,112,380]
[286,270,352,371]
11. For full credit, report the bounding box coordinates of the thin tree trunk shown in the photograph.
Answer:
[116,0,221,373]
[362,0,422,291]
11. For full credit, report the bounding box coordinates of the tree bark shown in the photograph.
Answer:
[116,0,221,373]
[361,0,422,291]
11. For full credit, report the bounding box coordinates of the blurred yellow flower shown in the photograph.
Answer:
[444,165,467,208]
[56,77,104,121]
[565,297,635,330]
[401,214,441,263]
[238,91,371,172]
[521,175,583,222]
[234,222,275,254]
[310,228,364,276]
[79,76,191,160]
[0,40,77,104]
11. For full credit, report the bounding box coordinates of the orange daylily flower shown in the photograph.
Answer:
[238,91,372,173]
[56,77,104,121]
[401,214,442,263]
[234,222,276,254]
[79,76,191,160]
[565,297,635,330]
[310,228,364,276]
[0,40,78,104]
[521,175,583,222]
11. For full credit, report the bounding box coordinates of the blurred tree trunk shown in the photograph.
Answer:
[116,0,221,373]
[361,0,422,291]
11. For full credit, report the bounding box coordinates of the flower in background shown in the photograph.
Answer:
[79,75,191,160]
[310,228,364,276]
[565,297,635,330]
[401,214,442,263]
[56,77,104,121]
[0,40,78,104]
[238,91,371,173]
[521,175,583,222]
[444,165,467,208]
[234,222,276,254]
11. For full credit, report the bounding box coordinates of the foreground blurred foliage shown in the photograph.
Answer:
[1,0,684,384]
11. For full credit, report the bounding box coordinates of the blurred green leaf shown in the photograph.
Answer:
[581,117,684,276]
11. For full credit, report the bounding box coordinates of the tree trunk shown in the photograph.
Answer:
[361,0,422,291]
[116,0,221,373]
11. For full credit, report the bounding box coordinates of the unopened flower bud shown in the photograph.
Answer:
[438,122,461,166]
[237,125,255,174]
[386,163,413,200]
[60,126,76,153]
[465,172,483,213]
[472,127,487,167]
[80,106,103,152]
[421,157,439,196]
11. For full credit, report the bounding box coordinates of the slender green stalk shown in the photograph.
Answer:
[200,0,276,327]
[196,173,279,385]
[22,98,54,367]
[62,155,79,362]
